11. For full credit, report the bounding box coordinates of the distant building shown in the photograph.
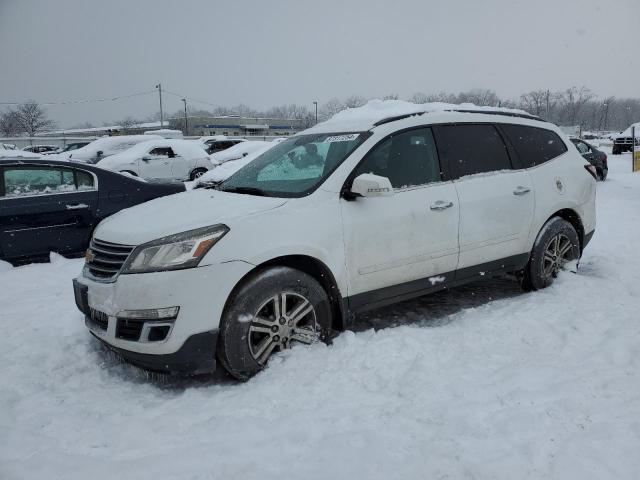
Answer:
[173,116,306,137]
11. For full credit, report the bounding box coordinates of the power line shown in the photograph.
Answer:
[163,89,220,109]
[0,89,157,106]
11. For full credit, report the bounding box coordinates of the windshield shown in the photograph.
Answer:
[218,132,367,197]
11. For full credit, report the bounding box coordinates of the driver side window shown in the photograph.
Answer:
[149,147,175,158]
[354,127,441,189]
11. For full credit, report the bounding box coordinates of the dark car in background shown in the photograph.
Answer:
[0,158,185,265]
[203,138,246,155]
[42,141,92,155]
[570,138,608,181]
[612,122,640,154]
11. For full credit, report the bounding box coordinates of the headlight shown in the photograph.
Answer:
[122,224,229,274]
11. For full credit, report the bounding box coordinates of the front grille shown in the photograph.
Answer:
[86,238,135,280]
[116,318,144,341]
[89,308,108,330]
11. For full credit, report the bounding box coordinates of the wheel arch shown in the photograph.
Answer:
[545,208,585,251]
[224,255,348,332]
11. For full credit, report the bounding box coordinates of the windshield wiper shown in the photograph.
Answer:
[218,185,271,197]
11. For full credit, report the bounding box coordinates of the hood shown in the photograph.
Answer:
[94,188,287,245]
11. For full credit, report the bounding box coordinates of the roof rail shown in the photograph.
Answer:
[372,108,542,128]
[445,109,543,121]
[373,111,426,127]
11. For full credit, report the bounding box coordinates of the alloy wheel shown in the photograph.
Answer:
[248,292,319,365]
[542,233,574,280]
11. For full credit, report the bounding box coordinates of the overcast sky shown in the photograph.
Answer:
[1,0,638,128]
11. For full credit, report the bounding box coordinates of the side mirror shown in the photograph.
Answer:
[96,150,103,157]
[350,173,394,198]
[141,156,151,162]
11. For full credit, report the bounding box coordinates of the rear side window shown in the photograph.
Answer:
[353,127,441,189]
[2,167,75,197]
[501,124,567,168]
[433,124,511,179]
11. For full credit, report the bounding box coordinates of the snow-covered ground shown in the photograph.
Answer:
[1,149,639,479]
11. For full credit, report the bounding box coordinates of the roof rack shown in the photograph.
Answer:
[372,108,542,128]
[445,109,543,121]
[373,112,426,127]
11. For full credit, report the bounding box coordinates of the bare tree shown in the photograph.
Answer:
[407,92,429,103]
[343,95,368,108]
[519,90,549,116]
[0,110,22,136]
[457,89,500,107]
[12,102,54,136]
[118,116,137,133]
[560,86,595,125]
[425,92,457,103]
[383,93,400,100]
[318,98,345,121]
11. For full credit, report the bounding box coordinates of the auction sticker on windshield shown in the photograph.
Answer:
[325,134,360,143]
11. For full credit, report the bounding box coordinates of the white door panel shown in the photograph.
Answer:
[170,155,190,180]
[139,155,172,179]
[455,170,534,269]
[341,183,459,296]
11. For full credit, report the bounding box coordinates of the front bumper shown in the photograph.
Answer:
[73,260,254,373]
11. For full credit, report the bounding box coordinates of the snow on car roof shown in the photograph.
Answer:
[99,139,207,164]
[65,134,164,158]
[304,99,538,134]
[197,143,275,184]
[617,122,640,137]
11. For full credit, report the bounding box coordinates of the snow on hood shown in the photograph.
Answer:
[304,99,532,134]
[94,188,286,245]
[615,122,640,138]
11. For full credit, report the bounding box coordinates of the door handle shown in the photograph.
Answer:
[430,200,454,211]
[66,203,89,210]
[513,186,531,196]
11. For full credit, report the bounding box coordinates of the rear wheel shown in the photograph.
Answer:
[190,168,208,180]
[217,267,332,380]
[522,217,580,291]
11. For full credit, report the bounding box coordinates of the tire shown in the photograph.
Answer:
[612,145,621,155]
[217,267,333,380]
[189,168,208,181]
[521,217,581,291]
[119,170,137,176]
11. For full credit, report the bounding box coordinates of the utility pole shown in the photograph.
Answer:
[182,98,188,136]
[313,101,318,125]
[156,83,164,127]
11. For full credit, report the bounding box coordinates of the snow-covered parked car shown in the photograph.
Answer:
[209,140,272,165]
[63,135,163,163]
[612,122,640,154]
[97,139,212,181]
[195,142,276,187]
[22,145,59,154]
[73,100,596,380]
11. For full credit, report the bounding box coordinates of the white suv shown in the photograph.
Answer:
[73,104,596,380]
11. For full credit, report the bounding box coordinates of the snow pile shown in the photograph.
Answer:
[0,149,42,158]
[1,147,639,479]
[306,99,533,133]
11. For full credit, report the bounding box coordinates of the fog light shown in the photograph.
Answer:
[117,306,179,320]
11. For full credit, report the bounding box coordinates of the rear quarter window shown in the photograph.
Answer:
[500,124,567,168]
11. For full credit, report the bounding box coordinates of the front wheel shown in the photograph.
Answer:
[522,217,580,291]
[217,267,332,380]
[190,168,208,181]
